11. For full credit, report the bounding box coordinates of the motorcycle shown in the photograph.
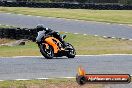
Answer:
[36,31,76,59]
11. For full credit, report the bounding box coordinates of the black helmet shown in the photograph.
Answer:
[36,24,49,32]
[36,24,44,30]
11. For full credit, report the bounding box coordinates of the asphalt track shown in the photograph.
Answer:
[0,55,132,88]
[0,55,132,80]
[0,13,132,39]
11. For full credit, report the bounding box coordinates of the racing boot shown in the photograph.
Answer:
[61,41,68,49]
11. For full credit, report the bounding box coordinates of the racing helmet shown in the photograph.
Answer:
[36,24,44,30]
[36,24,49,31]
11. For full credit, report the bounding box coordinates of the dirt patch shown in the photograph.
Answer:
[0,38,15,44]
[0,39,28,46]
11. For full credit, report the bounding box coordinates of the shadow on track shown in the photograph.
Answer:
[39,57,76,60]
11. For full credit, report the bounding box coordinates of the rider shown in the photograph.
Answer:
[36,24,67,48]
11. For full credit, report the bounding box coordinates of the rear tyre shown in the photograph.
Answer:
[66,43,76,58]
[39,44,54,59]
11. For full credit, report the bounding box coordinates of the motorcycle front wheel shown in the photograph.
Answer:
[66,43,76,58]
[39,44,54,59]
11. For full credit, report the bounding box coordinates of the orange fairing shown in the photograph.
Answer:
[45,37,60,53]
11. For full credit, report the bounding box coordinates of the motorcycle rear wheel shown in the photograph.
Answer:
[40,44,54,59]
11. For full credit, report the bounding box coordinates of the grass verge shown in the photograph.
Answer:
[0,24,15,28]
[1,33,132,57]
[0,79,103,88]
[0,77,131,88]
[0,7,132,24]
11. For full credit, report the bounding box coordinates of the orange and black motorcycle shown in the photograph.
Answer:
[36,31,76,59]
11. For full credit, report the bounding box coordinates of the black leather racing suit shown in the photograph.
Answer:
[39,28,66,47]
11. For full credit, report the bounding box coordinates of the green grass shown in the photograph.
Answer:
[0,77,131,88]
[0,24,15,28]
[1,33,132,57]
[0,79,103,88]
[0,7,132,24]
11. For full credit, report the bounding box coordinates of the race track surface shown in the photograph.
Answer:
[0,55,132,88]
[0,13,132,39]
[0,55,132,80]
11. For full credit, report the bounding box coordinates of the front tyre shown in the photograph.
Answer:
[66,43,76,58]
[39,44,54,59]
